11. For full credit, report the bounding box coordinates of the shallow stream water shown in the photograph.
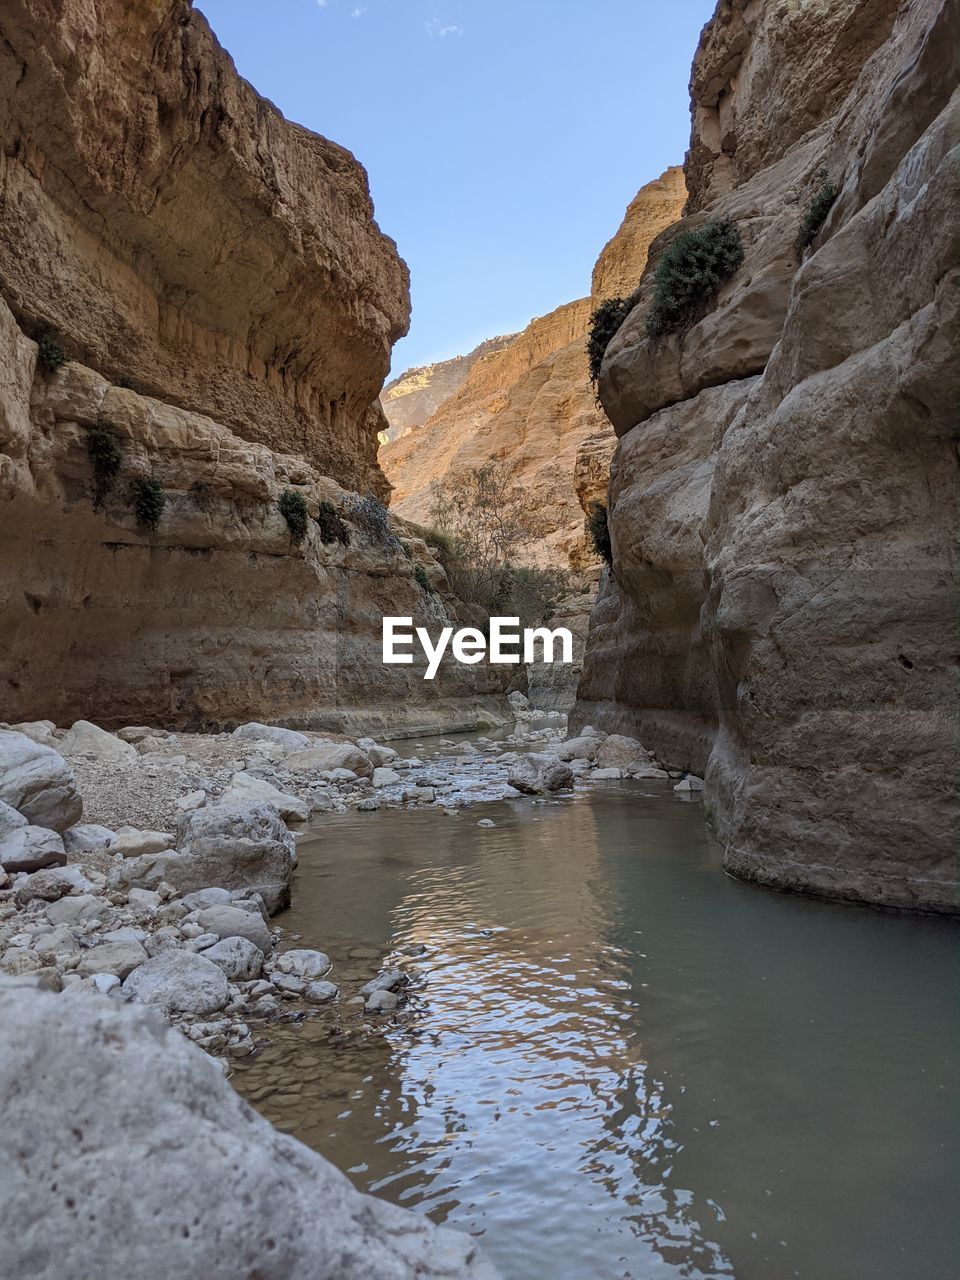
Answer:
[232,779,959,1280]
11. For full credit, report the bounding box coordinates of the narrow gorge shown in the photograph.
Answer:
[0,1,957,1278]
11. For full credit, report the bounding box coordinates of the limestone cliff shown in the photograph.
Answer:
[380,335,517,444]
[0,0,507,734]
[575,0,960,913]
[0,0,409,498]
[380,168,686,569]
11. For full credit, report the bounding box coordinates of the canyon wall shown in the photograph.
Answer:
[0,0,408,498]
[380,168,686,570]
[380,335,517,444]
[575,0,960,913]
[0,0,507,734]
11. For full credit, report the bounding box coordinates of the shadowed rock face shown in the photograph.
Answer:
[0,0,410,498]
[380,168,686,570]
[574,0,960,912]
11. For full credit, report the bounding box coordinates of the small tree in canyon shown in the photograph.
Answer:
[428,461,566,627]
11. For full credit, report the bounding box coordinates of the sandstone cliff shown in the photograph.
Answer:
[380,168,686,569]
[0,0,409,498]
[0,1,507,734]
[380,335,517,444]
[574,0,960,913]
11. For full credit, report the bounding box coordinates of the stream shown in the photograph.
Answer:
[232,767,959,1280]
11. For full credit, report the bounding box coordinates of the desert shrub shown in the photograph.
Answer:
[131,477,165,532]
[37,331,67,374]
[344,493,401,549]
[428,462,566,627]
[278,489,309,542]
[86,420,122,509]
[407,522,456,561]
[586,501,613,567]
[796,174,839,253]
[646,217,744,338]
[316,499,351,545]
[189,481,212,511]
[587,297,632,385]
[413,562,435,594]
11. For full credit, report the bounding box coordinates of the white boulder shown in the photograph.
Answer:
[231,722,312,752]
[0,730,82,832]
[0,982,500,1278]
[121,950,229,1016]
[222,772,309,821]
[169,802,294,914]
[59,721,137,763]
[283,741,373,778]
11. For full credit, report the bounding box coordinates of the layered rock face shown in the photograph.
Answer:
[380,335,516,444]
[0,302,507,732]
[380,168,686,569]
[0,0,409,497]
[0,1,507,734]
[575,0,960,912]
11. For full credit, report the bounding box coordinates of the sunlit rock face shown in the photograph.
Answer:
[0,1,512,733]
[380,335,518,444]
[574,0,960,912]
[380,168,686,570]
[0,0,409,497]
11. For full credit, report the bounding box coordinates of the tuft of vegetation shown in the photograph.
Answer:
[86,420,123,509]
[316,499,351,545]
[413,562,435,594]
[586,501,613,567]
[646,216,744,339]
[37,331,67,375]
[796,173,839,253]
[278,489,309,542]
[407,522,456,561]
[587,297,632,385]
[131,477,165,532]
[343,493,401,549]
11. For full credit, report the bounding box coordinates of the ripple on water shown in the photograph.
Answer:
[232,788,960,1280]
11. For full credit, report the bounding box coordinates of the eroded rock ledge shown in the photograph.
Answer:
[574,0,960,913]
[0,0,410,496]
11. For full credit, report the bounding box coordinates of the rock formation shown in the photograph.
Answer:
[574,0,959,913]
[380,168,686,570]
[0,0,408,497]
[0,980,500,1279]
[380,335,517,444]
[0,1,506,733]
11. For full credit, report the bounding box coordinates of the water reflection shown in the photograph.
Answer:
[232,788,959,1280]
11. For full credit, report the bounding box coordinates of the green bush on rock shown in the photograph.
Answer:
[278,489,309,543]
[86,421,122,509]
[646,216,744,338]
[37,331,67,374]
[316,500,351,545]
[587,297,632,385]
[131,477,165,532]
[796,174,839,253]
[586,501,613,567]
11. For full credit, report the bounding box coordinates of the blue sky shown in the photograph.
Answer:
[197,0,715,374]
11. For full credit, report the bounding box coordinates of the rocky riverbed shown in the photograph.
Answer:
[0,699,702,1068]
